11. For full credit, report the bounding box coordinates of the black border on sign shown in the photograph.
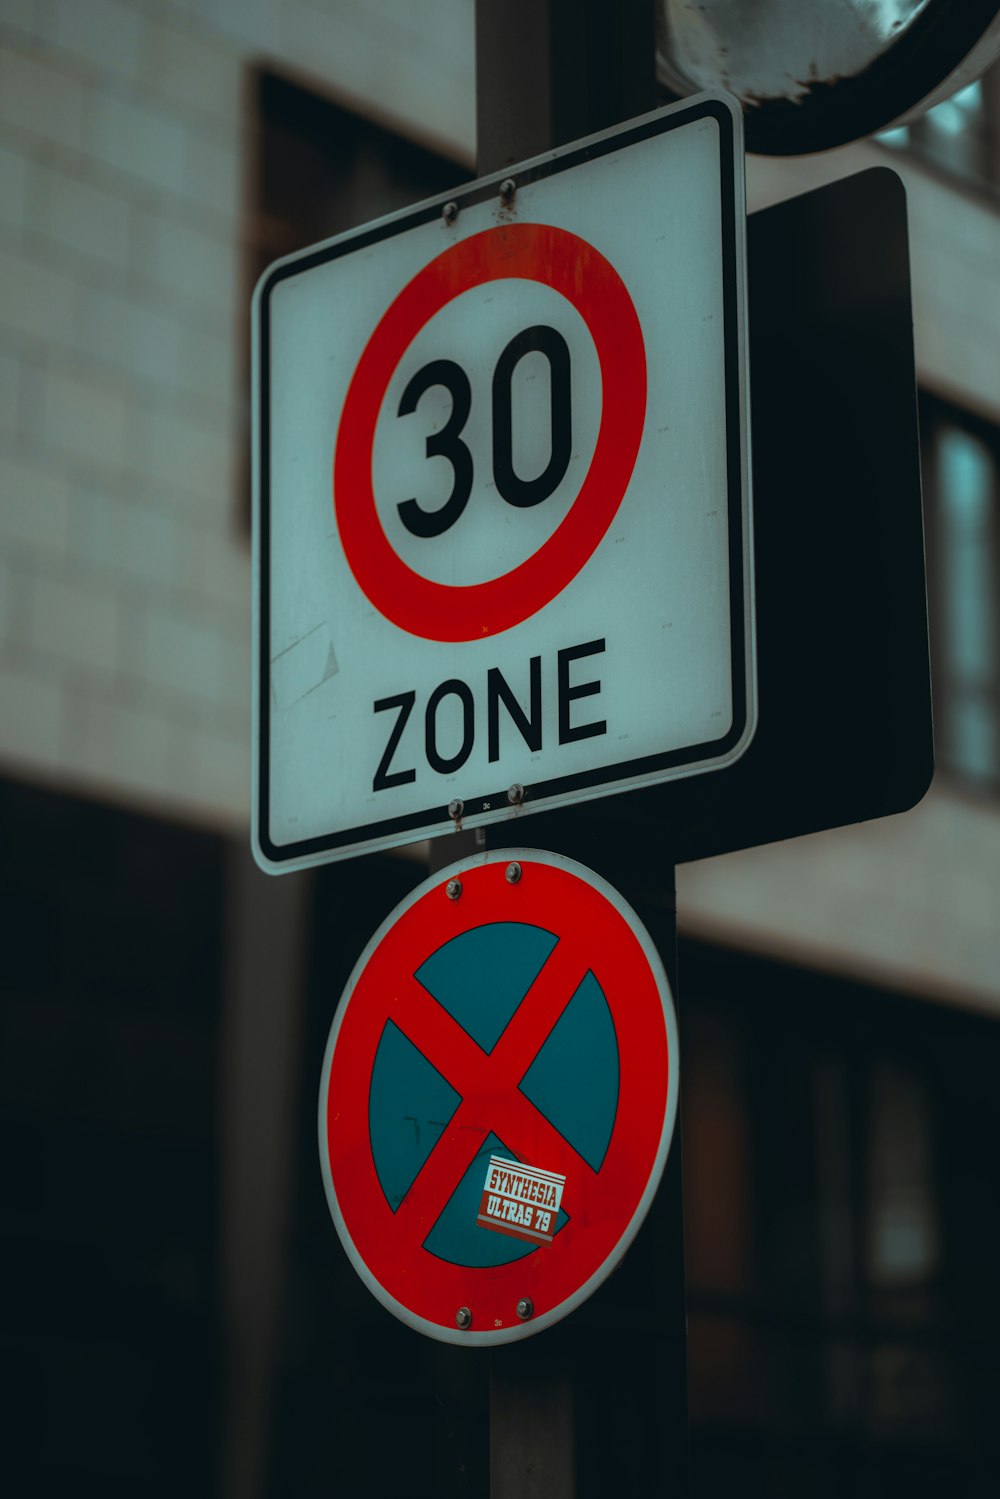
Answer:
[255,95,749,867]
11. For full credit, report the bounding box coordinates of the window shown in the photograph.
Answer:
[239,69,472,528]
[878,63,1000,194]
[250,69,471,285]
[680,940,1000,1496]
[921,395,1000,788]
[1,781,225,1497]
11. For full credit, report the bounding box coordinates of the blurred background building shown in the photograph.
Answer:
[1,2,998,1495]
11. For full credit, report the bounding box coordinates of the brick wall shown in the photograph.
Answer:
[0,0,474,827]
[1,2,998,1009]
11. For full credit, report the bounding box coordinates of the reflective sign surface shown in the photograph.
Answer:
[253,94,754,870]
[318,849,680,1344]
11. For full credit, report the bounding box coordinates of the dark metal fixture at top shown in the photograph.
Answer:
[656,0,1000,153]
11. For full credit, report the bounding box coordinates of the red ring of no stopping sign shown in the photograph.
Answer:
[333,223,647,642]
[318,850,678,1345]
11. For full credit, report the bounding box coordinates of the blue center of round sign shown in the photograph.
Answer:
[367,921,621,1268]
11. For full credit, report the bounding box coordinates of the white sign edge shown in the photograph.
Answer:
[251,90,756,875]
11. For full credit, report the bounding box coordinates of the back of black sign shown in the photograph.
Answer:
[513,164,934,866]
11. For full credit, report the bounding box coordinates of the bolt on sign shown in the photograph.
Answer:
[317,848,680,1345]
[253,93,754,871]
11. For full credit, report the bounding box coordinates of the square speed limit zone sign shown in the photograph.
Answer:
[253,93,755,871]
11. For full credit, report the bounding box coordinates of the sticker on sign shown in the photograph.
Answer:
[478,1156,567,1246]
[253,92,755,871]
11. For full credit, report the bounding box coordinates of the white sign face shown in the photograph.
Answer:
[253,93,755,872]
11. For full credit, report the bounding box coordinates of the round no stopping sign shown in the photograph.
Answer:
[318,848,679,1344]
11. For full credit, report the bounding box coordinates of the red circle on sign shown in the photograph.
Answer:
[318,849,678,1345]
[333,224,647,642]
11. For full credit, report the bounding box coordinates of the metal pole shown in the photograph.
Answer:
[470,5,690,1495]
[476,0,657,168]
[477,814,688,1499]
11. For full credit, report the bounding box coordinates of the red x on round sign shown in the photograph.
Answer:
[319,848,679,1344]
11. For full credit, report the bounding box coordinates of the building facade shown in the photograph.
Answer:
[2,2,998,1494]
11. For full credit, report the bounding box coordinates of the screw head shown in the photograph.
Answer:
[500,177,516,202]
[443,200,458,225]
[448,798,464,820]
[505,862,522,885]
[456,1306,472,1330]
[446,878,462,901]
[507,783,524,805]
[515,1297,533,1321]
